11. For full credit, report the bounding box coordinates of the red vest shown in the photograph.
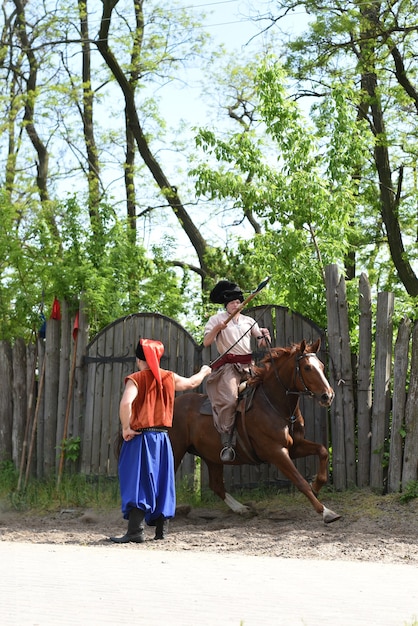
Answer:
[126,369,175,430]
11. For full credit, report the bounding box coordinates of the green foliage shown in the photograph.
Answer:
[57,437,81,463]
[0,193,188,340]
[283,0,418,298]
[192,59,374,328]
[400,481,418,504]
[0,461,18,492]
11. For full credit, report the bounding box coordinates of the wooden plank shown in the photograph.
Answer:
[357,273,372,487]
[336,269,356,487]
[36,340,46,478]
[55,301,71,471]
[72,301,89,441]
[98,323,115,475]
[43,319,60,477]
[388,318,411,492]
[370,292,394,490]
[12,338,27,470]
[107,321,124,476]
[23,343,37,480]
[0,341,13,462]
[81,332,98,473]
[325,264,346,489]
[90,327,108,474]
[401,320,418,488]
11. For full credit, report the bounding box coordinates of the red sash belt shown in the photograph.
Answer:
[212,353,252,370]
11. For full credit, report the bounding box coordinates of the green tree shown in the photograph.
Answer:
[191,59,370,326]
[270,0,418,296]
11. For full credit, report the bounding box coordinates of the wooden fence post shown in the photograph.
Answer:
[0,340,13,463]
[43,315,61,477]
[357,273,372,487]
[55,301,71,471]
[17,343,37,489]
[369,292,394,491]
[72,300,89,442]
[401,320,418,489]
[12,338,27,469]
[336,271,356,487]
[388,318,411,493]
[325,264,356,488]
[325,265,346,489]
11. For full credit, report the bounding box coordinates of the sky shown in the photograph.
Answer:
[83,1,312,261]
[158,0,310,126]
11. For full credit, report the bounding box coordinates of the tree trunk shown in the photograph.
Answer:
[78,0,102,230]
[95,0,214,280]
[360,3,418,297]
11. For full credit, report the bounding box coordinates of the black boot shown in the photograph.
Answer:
[220,433,235,462]
[110,507,145,543]
[154,515,169,540]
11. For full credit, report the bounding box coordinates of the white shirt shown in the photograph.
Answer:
[204,311,262,355]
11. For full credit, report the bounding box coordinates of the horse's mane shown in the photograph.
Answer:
[248,342,304,387]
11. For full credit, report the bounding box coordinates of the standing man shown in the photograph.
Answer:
[203,280,270,462]
[110,338,211,544]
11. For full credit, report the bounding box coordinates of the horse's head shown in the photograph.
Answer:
[294,339,334,406]
[251,338,334,407]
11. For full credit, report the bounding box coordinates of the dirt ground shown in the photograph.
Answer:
[1,491,417,565]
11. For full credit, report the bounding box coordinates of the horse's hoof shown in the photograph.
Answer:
[322,506,341,524]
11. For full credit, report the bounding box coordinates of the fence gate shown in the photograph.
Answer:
[81,307,327,494]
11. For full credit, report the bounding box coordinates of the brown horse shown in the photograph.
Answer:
[170,339,341,524]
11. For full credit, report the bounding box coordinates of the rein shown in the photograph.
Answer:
[259,385,298,435]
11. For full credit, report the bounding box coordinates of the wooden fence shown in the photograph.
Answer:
[1,266,417,494]
[325,265,418,492]
[0,302,328,493]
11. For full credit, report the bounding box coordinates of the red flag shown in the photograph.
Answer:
[72,311,79,342]
[50,297,61,320]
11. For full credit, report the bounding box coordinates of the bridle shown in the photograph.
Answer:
[266,345,324,399]
[287,353,323,397]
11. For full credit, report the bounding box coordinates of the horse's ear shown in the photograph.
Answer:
[300,339,306,353]
[311,338,321,353]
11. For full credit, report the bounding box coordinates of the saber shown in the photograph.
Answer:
[223,276,271,325]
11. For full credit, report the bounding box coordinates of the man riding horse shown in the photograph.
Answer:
[203,280,271,462]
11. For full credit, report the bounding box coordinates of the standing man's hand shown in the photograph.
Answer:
[122,426,139,441]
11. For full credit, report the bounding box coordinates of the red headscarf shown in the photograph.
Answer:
[139,338,164,390]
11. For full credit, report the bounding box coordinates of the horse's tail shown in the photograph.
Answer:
[113,430,123,459]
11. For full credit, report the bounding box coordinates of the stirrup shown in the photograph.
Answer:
[220,445,236,462]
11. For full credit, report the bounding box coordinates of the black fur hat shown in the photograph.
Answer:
[209,280,244,305]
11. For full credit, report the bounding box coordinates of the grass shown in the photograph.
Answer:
[0,461,120,513]
[1,459,417,517]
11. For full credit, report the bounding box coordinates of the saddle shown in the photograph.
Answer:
[199,381,255,415]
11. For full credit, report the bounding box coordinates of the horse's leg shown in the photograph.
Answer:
[205,460,250,515]
[290,438,329,496]
[270,447,340,524]
[169,430,188,473]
